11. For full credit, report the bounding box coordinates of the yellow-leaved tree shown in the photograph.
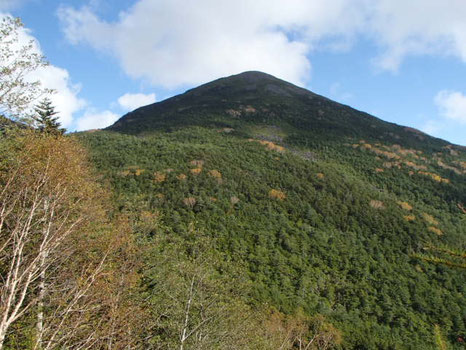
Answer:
[0,130,142,349]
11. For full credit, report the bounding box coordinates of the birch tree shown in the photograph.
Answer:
[259,310,342,350]
[142,224,255,349]
[0,131,142,349]
[0,16,51,121]
[0,132,82,347]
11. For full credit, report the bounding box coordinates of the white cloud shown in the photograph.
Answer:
[58,0,466,88]
[75,110,119,131]
[74,92,157,131]
[435,90,466,123]
[58,1,318,88]
[1,13,86,128]
[118,92,156,111]
[369,0,466,72]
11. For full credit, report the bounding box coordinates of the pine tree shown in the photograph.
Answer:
[34,98,65,135]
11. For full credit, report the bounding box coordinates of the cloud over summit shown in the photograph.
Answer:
[59,0,466,89]
[118,93,156,111]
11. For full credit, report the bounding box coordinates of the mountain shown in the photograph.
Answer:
[79,71,465,349]
[108,71,452,150]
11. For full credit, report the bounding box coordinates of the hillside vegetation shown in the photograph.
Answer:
[78,72,465,349]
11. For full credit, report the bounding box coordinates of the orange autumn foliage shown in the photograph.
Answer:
[269,189,286,201]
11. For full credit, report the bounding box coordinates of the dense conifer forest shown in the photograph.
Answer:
[73,72,465,349]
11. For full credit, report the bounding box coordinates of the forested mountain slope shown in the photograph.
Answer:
[79,71,465,349]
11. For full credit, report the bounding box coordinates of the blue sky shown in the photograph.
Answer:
[2,0,466,145]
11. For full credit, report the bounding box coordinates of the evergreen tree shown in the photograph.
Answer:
[34,98,65,135]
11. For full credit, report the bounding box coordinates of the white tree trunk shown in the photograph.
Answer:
[180,277,195,350]
[35,248,48,349]
[0,325,7,350]
[34,198,51,350]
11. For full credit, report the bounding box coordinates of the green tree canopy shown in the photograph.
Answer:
[33,98,65,135]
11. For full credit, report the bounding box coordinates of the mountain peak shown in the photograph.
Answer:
[107,72,453,151]
[223,70,284,83]
[108,70,320,133]
[182,71,312,100]
[230,70,276,79]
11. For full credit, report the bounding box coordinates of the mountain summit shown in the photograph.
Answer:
[180,71,315,98]
[108,70,319,132]
[87,71,466,349]
[109,71,454,151]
